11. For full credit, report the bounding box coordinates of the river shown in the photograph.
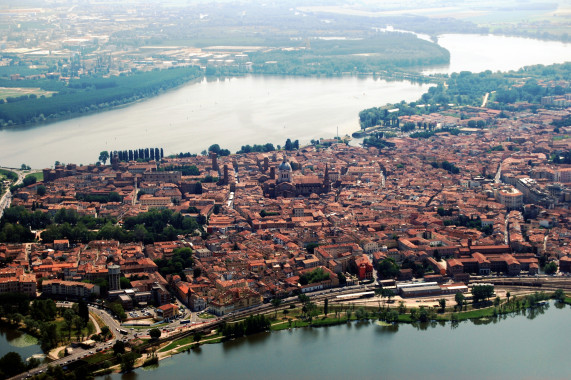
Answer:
[105,302,569,380]
[0,34,570,169]
[423,34,571,75]
[0,76,430,169]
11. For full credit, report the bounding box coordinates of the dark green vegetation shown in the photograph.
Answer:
[359,63,571,132]
[377,258,400,279]
[551,150,571,165]
[154,247,194,279]
[0,169,18,196]
[108,302,127,322]
[0,296,92,353]
[220,314,271,340]
[544,261,558,275]
[76,192,122,204]
[422,64,571,108]
[299,267,330,285]
[430,160,460,174]
[471,284,495,303]
[0,66,203,127]
[0,206,200,244]
[134,2,485,78]
[552,114,571,129]
[113,148,164,163]
[160,164,199,176]
[207,144,231,157]
[233,35,449,77]
[237,143,276,154]
[9,174,38,193]
[0,352,40,379]
[441,214,493,235]
[0,169,18,182]
[149,328,161,340]
[31,339,140,379]
[279,289,567,333]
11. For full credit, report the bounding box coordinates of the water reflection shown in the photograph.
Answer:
[411,322,430,331]
[354,320,371,329]
[245,331,271,347]
[526,303,549,320]
[118,372,137,380]
[104,301,571,380]
[0,326,25,342]
[0,325,41,358]
[375,323,399,334]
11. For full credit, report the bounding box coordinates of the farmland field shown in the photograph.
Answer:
[0,87,55,100]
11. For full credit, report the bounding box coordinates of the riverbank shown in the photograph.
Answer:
[0,66,204,129]
[99,297,571,380]
[0,69,440,132]
[93,289,566,377]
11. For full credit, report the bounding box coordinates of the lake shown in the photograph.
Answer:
[0,76,430,169]
[0,325,42,360]
[104,302,570,380]
[0,34,570,168]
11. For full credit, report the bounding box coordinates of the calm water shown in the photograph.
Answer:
[424,34,571,74]
[0,76,430,168]
[105,303,569,380]
[0,325,41,360]
[0,34,570,168]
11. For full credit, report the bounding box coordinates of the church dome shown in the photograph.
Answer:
[278,159,292,172]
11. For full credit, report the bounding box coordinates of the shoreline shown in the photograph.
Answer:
[1,289,569,378]
[0,75,205,132]
[0,70,440,132]
[94,290,569,376]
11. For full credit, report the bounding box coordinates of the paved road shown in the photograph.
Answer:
[9,305,123,380]
[0,167,27,218]
[9,284,378,379]
[0,190,12,219]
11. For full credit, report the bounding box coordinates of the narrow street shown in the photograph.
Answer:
[495,162,502,184]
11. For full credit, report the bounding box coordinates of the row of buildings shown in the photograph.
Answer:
[2,100,571,315]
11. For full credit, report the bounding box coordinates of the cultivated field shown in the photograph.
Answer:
[0,86,55,100]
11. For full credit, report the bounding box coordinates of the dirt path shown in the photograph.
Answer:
[481,92,489,107]
[90,313,102,334]
[48,346,67,361]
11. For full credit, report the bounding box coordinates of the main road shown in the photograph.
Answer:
[9,305,123,380]
[0,167,26,219]
[9,283,377,379]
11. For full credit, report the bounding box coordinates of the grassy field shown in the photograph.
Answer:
[25,171,44,181]
[90,312,106,330]
[128,322,167,330]
[0,168,18,181]
[159,331,223,354]
[159,336,195,353]
[0,86,55,100]
[54,318,95,342]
